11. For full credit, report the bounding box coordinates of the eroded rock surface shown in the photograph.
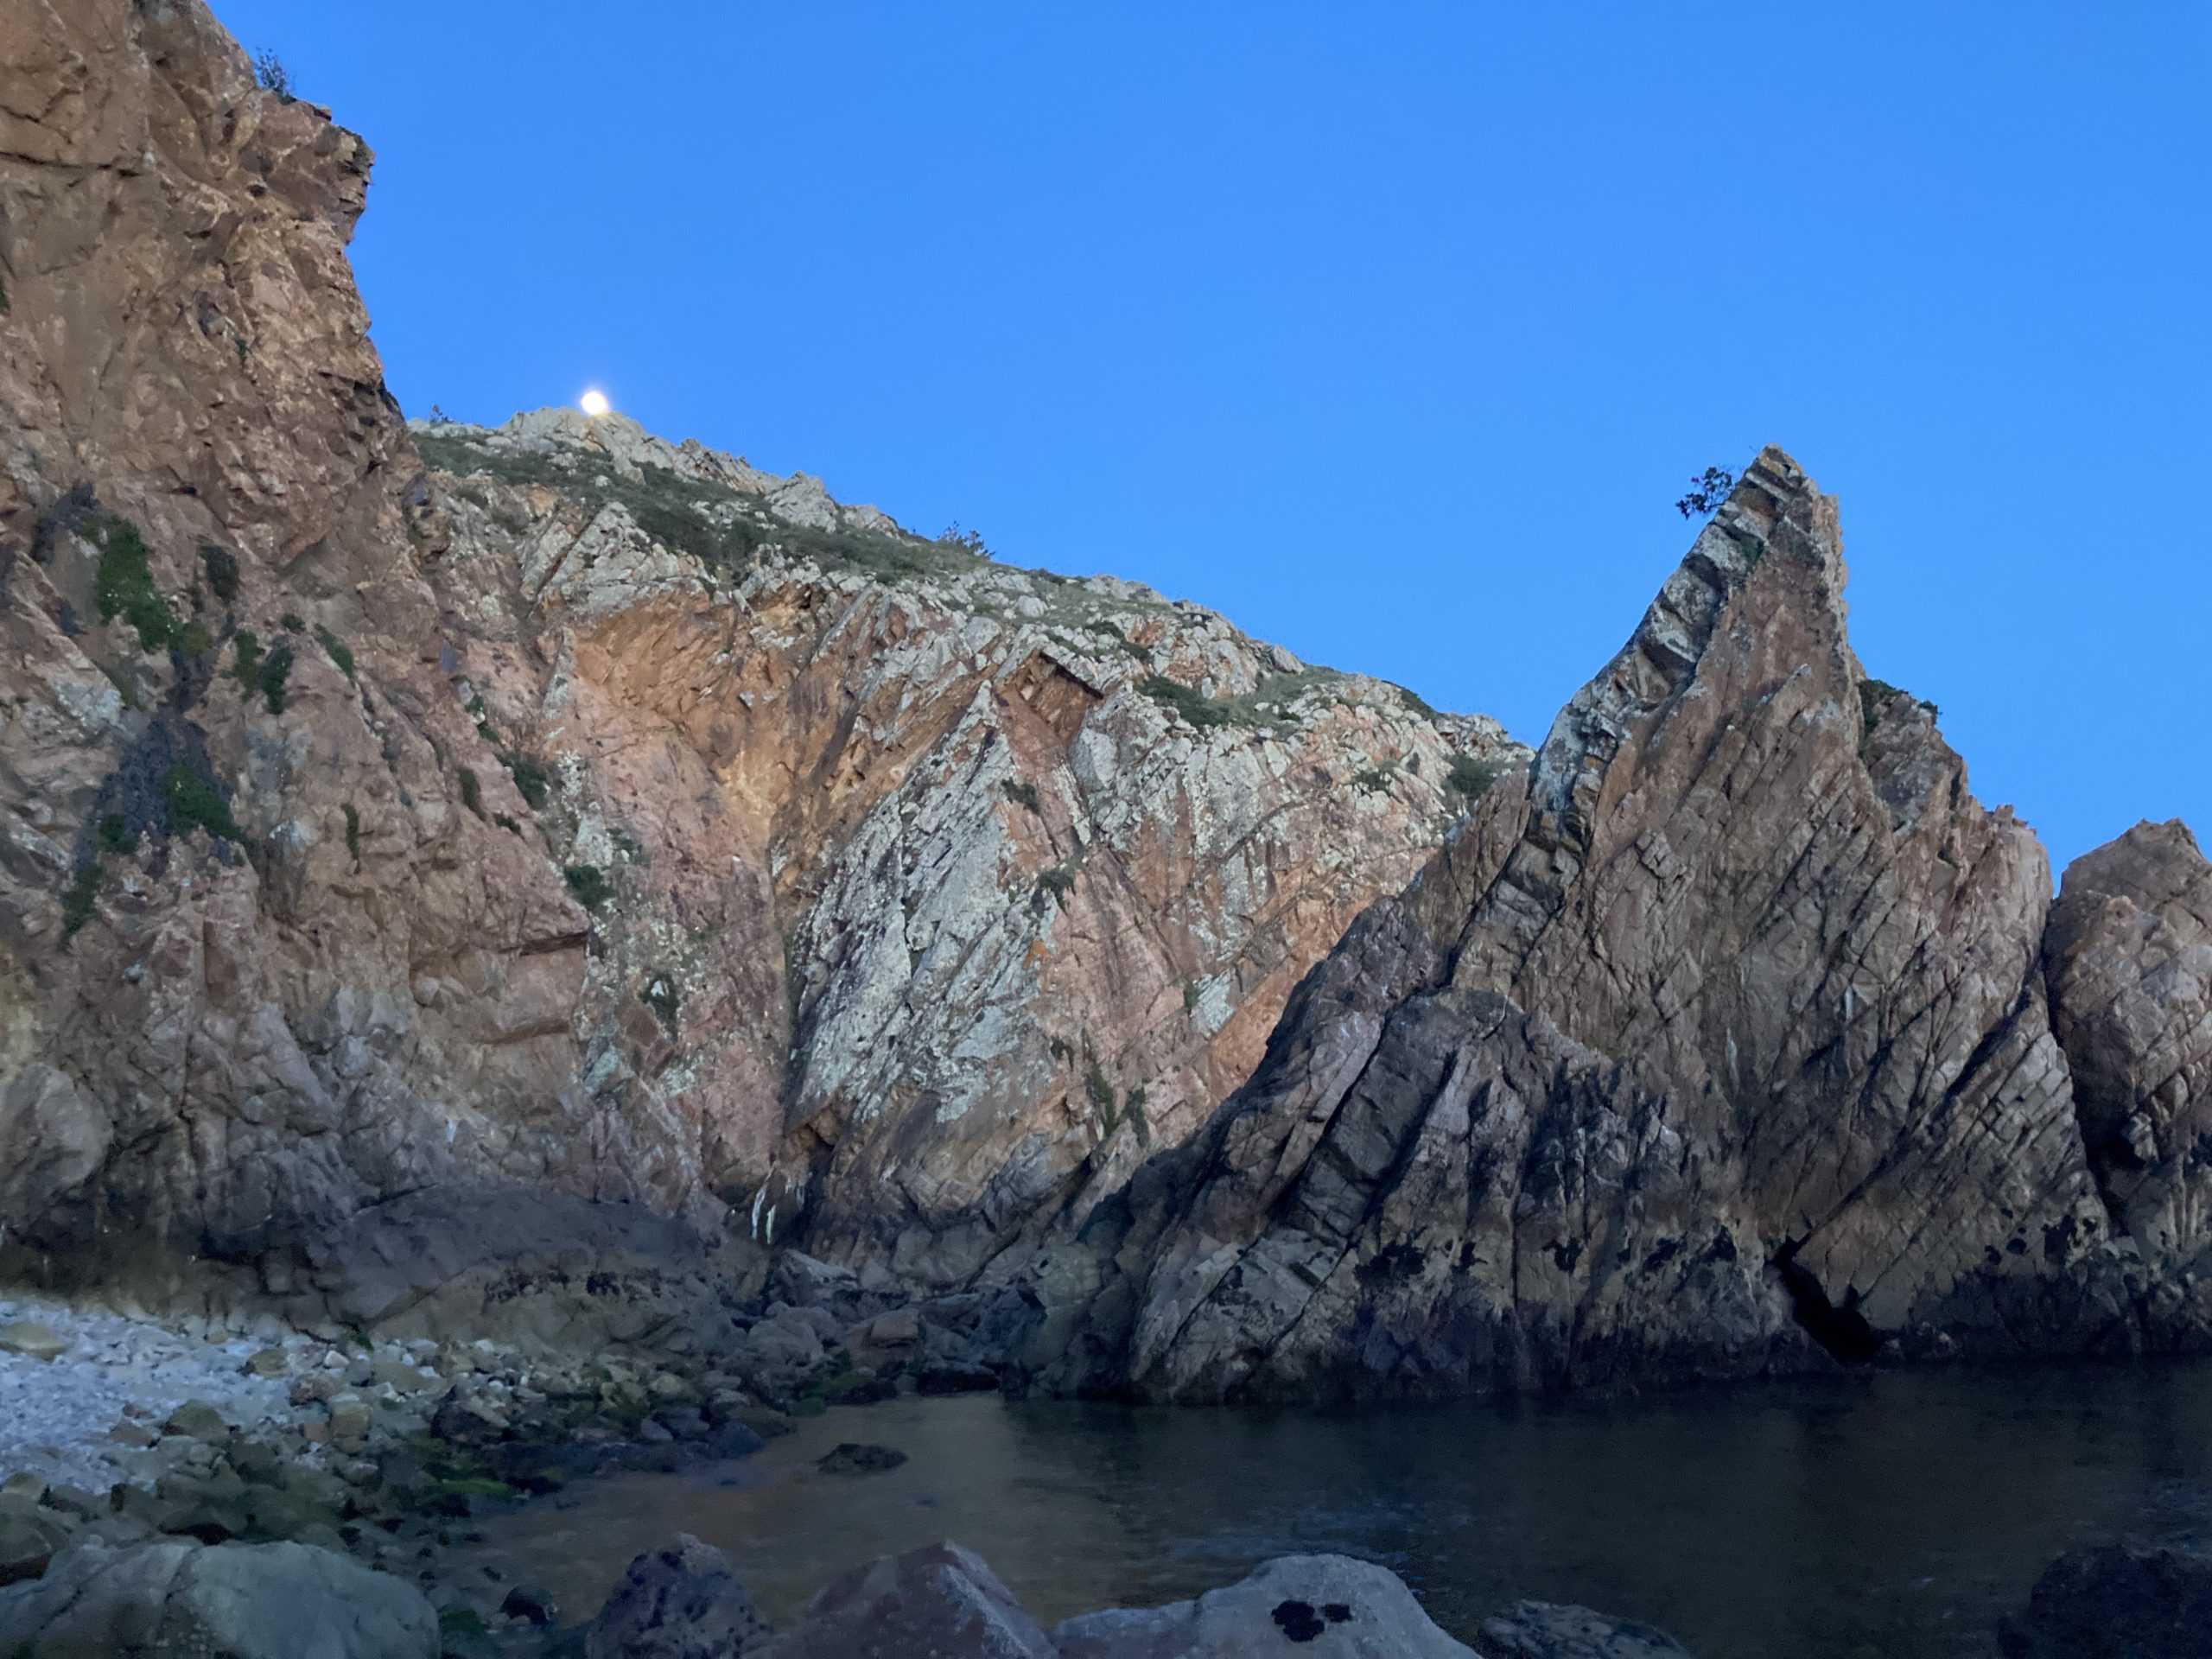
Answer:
[2044,820,2212,1290]
[1014,449,2168,1402]
[0,0,1522,1309]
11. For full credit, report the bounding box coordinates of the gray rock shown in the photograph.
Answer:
[1054,1553,1476,1657]
[162,1399,232,1442]
[769,1541,1053,1657]
[0,1508,74,1587]
[1997,1542,2212,1658]
[0,1321,67,1362]
[815,1443,906,1476]
[0,1536,438,1657]
[586,1533,774,1659]
[1479,1599,1696,1658]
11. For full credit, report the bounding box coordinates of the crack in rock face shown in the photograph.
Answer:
[1012,448,2197,1404]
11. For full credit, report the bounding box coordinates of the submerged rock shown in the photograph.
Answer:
[1054,1553,1477,1656]
[585,1533,775,1659]
[815,1442,908,1476]
[1479,1599,1696,1658]
[1997,1542,2212,1658]
[0,1537,437,1658]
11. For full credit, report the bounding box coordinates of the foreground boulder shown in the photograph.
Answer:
[767,1541,1057,1657]
[1998,1543,2212,1658]
[1054,1552,1477,1656]
[0,1537,437,1658]
[1016,447,2153,1403]
[1479,1599,1696,1658]
[587,1533,774,1659]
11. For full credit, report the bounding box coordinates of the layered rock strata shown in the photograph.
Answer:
[1011,449,2190,1402]
[0,0,1522,1310]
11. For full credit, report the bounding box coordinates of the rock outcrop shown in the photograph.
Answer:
[0,1536,438,1658]
[0,0,1522,1313]
[1010,448,2174,1402]
[2043,820,2212,1294]
[413,410,1525,1290]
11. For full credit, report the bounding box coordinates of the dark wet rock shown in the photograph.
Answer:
[0,1536,438,1657]
[702,1421,767,1460]
[585,1533,775,1659]
[771,1541,1053,1657]
[816,1442,908,1476]
[501,1581,558,1624]
[1054,1553,1476,1656]
[822,1372,898,1406]
[1997,1542,2212,1658]
[295,1189,747,1356]
[1479,1599,1697,1658]
[916,1363,1001,1395]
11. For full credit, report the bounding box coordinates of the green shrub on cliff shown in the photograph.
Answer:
[94,518,181,654]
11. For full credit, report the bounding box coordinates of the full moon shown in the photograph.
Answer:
[579,389,610,417]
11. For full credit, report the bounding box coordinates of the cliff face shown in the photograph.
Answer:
[0,1,1522,1302]
[410,410,1523,1287]
[0,0,603,1283]
[1016,451,2190,1402]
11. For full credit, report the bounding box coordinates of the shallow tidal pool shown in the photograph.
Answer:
[456,1357,2212,1656]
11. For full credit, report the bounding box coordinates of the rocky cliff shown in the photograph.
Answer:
[409,408,1522,1288]
[0,0,1522,1311]
[1007,450,2209,1402]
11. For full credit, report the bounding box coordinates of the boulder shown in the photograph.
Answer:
[586,1533,775,1659]
[1997,1542,2212,1658]
[0,1509,75,1587]
[0,1536,438,1657]
[2044,820,2212,1289]
[0,1322,67,1363]
[1478,1600,1697,1658]
[771,1541,1054,1658]
[1054,1553,1476,1657]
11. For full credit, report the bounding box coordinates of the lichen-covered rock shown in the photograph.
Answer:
[0,1537,437,1658]
[2044,820,2212,1296]
[1019,448,2156,1402]
[1053,1553,1478,1656]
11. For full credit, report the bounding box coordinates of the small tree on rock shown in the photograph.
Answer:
[253,49,294,100]
[1675,466,1735,518]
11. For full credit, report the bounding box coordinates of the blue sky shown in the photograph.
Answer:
[215,3,2208,874]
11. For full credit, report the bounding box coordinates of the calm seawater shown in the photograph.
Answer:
[456,1359,2212,1656]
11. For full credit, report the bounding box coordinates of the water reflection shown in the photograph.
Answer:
[456,1358,2212,1657]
